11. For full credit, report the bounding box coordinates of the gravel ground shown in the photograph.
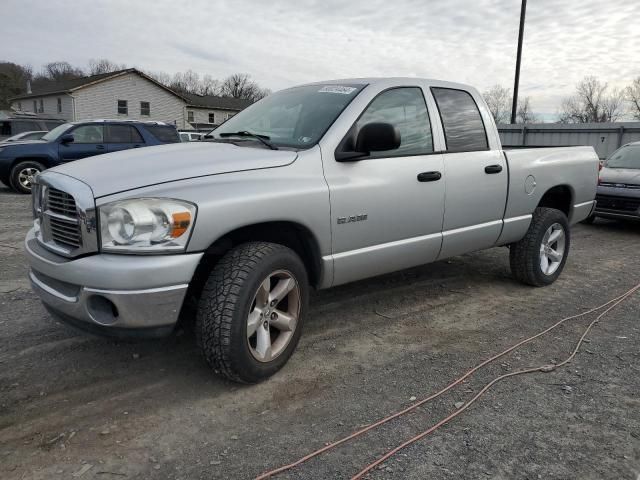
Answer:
[0,183,639,480]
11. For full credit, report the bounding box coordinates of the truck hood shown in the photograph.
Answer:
[50,142,298,197]
[599,166,640,185]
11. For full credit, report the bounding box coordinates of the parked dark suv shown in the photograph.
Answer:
[0,120,180,193]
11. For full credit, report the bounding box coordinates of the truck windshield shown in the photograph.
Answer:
[210,84,366,149]
[606,145,640,169]
[41,123,72,141]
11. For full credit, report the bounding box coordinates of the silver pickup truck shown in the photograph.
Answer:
[25,78,599,382]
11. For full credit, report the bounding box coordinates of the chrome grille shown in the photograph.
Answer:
[47,188,78,216]
[46,188,82,249]
[32,172,98,258]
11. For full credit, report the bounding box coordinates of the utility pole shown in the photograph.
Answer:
[510,0,527,124]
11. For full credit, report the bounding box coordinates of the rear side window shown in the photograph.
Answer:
[12,120,41,134]
[356,87,433,158]
[431,87,488,152]
[107,125,144,143]
[146,125,180,143]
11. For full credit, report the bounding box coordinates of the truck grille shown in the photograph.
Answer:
[46,188,82,249]
[32,174,98,258]
[595,194,640,213]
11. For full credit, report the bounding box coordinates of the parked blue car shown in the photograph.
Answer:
[0,120,180,193]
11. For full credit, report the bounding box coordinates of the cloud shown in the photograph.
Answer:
[2,0,638,114]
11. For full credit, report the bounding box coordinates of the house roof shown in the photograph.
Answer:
[182,93,252,111]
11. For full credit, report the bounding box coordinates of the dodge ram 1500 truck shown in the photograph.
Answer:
[25,78,599,383]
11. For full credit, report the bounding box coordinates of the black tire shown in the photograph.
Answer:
[196,242,309,383]
[10,160,45,194]
[510,207,570,287]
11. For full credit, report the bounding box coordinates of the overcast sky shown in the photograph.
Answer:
[3,0,639,116]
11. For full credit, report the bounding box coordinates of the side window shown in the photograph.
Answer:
[106,125,144,143]
[431,87,488,152]
[71,125,104,143]
[187,111,194,122]
[12,120,41,134]
[356,87,433,158]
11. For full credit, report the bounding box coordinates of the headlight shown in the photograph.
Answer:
[99,198,196,253]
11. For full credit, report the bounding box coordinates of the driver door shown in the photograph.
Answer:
[322,87,445,286]
[59,124,106,162]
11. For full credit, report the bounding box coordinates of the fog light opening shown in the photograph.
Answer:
[87,295,120,326]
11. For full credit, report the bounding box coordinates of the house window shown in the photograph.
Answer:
[208,112,215,124]
[140,101,150,116]
[117,100,128,115]
[17,102,21,110]
[57,98,62,114]
[187,111,194,122]
[225,112,234,121]
[39,99,44,113]
[33,100,37,112]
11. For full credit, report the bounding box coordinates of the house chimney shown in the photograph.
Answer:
[26,80,32,94]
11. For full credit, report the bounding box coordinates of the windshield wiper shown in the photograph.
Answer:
[218,131,278,150]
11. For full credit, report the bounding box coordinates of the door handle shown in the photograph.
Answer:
[417,171,442,182]
[484,164,503,174]
[96,145,105,150]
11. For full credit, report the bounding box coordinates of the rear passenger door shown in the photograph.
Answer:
[431,87,508,259]
[106,124,145,153]
[59,124,107,162]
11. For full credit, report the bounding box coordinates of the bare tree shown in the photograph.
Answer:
[516,96,538,124]
[200,75,221,96]
[559,76,626,123]
[88,58,127,75]
[144,70,172,87]
[483,85,512,124]
[220,73,268,102]
[626,76,640,120]
[41,61,84,81]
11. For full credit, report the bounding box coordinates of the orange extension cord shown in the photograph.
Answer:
[256,282,640,480]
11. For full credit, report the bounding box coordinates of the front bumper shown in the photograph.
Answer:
[594,188,640,221]
[25,228,204,337]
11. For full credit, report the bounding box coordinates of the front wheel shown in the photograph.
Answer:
[196,242,309,383]
[510,207,570,287]
[10,160,45,194]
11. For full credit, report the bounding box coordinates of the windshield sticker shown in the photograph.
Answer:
[318,85,357,95]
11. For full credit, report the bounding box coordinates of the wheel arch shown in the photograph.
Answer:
[191,220,323,291]
[536,184,573,219]
[11,155,55,170]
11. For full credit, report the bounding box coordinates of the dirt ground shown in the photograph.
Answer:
[0,183,639,480]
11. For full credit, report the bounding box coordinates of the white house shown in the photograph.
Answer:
[10,69,252,130]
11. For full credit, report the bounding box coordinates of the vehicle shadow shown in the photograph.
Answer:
[2,246,513,435]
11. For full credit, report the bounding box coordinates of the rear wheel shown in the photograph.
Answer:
[10,160,45,194]
[510,207,570,287]
[196,242,309,383]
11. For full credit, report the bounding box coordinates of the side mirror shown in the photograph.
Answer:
[60,134,74,144]
[335,122,401,162]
